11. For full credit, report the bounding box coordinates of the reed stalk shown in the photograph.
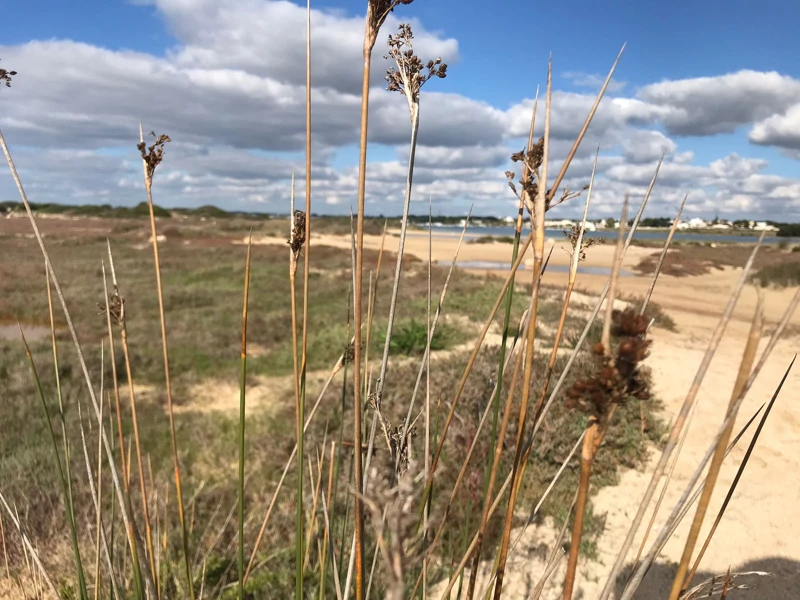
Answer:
[19,326,88,599]
[138,125,193,599]
[668,298,763,599]
[491,57,552,600]
[599,232,767,600]
[237,234,253,599]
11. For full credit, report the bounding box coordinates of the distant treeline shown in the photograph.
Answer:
[0,201,274,220]
[776,223,800,237]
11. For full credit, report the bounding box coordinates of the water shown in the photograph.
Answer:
[440,260,633,277]
[417,225,797,245]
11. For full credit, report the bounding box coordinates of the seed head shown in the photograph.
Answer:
[385,24,447,109]
[565,308,652,417]
[288,209,307,256]
[367,0,414,49]
[137,131,171,182]
[563,224,604,262]
[0,60,17,88]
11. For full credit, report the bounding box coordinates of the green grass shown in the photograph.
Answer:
[376,319,451,356]
[0,225,667,597]
[468,235,516,245]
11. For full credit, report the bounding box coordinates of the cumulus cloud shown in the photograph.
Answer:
[750,103,800,151]
[0,0,799,219]
[638,70,800,136]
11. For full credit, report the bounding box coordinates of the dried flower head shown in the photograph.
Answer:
[565,308,652,417]
[563,224,604,262]
[367,0,414,49]
[288,210,306,255]
[343,340,356,365]
[137,131,171,182]
[509,137,552,213]
[385,24,447,110]
[0,60,17,88]
[98,290,125,326]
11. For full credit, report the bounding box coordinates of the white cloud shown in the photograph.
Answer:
[563,71,627,93]
[638,70,800,136]
[750,103,800,151]
[0,0,799,219]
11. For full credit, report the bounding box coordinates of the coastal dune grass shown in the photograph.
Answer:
[1,3,797,598]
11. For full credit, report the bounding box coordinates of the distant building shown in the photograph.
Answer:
[676,218,708,230]
[544,219,576,229]
[752,221,779,232]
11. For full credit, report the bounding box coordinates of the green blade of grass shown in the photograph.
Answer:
[19,324,89,600]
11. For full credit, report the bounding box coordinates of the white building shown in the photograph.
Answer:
[676,218,709,230]
[752,221,779,232]
[544,219,576,229]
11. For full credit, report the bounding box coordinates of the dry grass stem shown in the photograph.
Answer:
[686,357,796,588]
[597,231,765,600]
[669,298,764,599]
[138,124,192,599]
[492,58,552,599]
[0,493,59,599]
[620,307,792,600]
[640,192,687,313]
[2,128,158,598]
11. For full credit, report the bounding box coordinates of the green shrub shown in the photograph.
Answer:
[377,319,450,356]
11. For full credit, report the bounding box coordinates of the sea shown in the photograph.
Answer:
[413,224,798,245]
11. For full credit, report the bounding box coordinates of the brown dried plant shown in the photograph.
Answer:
[506,140,589,216]
[137,131,171,183]
[366,0,414,49]
[288,209,307,257]
[97,290,125,327]
[563,224,604,262]
[0,60,17,87]
[565,309,652,418]
[362,462,425,600]
[385,24,447,116]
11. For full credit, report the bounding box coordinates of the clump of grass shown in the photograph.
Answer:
[468,235,515,245]
[751,261,800,288]
[375,319,450,356]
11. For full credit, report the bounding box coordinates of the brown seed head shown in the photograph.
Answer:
[384,24,447,106]
[367,0,414,49]
[0,60,17,88]
[137,131,171,182]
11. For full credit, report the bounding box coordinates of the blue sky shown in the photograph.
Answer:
[1,0,799,218]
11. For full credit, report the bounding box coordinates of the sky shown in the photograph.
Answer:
[1,0,800,220]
